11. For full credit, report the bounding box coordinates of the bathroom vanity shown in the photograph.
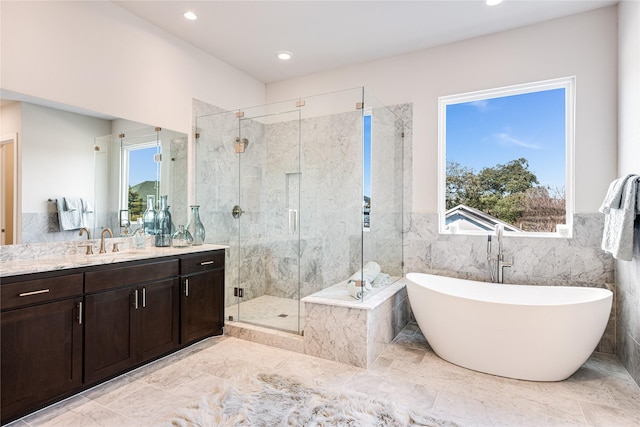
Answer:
[0,245,225,425]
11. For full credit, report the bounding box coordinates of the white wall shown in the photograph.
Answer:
[21,103,112,213]
[618,1,640,176]
[266,6,619,214]
[0,1,266,133]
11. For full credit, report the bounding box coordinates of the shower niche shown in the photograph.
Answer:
[194,88,405,335]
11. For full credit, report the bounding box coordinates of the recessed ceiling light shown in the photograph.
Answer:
[183,11,197,20]
[485,0,504,5]
[276,51,293,61]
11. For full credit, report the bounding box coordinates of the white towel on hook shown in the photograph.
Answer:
[56,198,82,230]
[64,197,82,211]
[600,174,640,261]
[82,198,94,213]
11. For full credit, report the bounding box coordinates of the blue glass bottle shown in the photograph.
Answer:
[186,205,205,245]
[155,195,172,247]
[143,194,156,235]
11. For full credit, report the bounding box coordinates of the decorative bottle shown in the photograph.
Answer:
[171,225,193,248]
[187,205,205,246]
[155,195,172,247]
[132,218,144,249]
[143,194,156,235]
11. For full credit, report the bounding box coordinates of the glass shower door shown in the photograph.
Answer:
[234,103,302,333]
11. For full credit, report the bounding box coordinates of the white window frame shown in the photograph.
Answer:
[437,76,576,238]
[120,141,160,215]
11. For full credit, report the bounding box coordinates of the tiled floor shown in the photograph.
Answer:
[8,323,640,427]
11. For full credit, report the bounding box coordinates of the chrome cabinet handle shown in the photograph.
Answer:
[78,301,83,325]
[200,260,214,266]
[133,289,139,309]
[19,289,50,297]
[142,287,146,308]
[185,278,189,297]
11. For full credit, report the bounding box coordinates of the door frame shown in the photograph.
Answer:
[1,133,20,244]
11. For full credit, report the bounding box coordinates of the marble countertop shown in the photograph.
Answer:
[1,244,228,277]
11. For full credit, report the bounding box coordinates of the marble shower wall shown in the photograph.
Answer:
[616,220,640,384]
[193,97,405,310]
[170,136,189,229]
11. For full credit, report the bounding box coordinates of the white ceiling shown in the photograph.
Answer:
[115,0,617,84]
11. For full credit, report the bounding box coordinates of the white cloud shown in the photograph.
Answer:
[494,132,541,149]
[469,100,489,112]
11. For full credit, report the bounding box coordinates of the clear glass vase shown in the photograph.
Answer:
[187,205,205,246]
[143,194,156,235]
[155,195,172,247]
[171,225,192,248]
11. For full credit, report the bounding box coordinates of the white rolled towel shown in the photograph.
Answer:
[347,261,381,285]
[372,273,391,287]
[348,280,370,299]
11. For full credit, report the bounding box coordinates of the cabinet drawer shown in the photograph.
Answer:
[1,274,83,311]
[181,250,225,275]
[85,259,179,293]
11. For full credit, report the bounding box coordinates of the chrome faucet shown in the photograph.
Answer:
[487,224,513,283]
[99,228,113,254]
[79,227,93,255]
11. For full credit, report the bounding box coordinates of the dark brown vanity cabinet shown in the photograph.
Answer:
[1,249,225,425]
[180,250,225,344]
[83,259,180,385]
[0,273,84,424]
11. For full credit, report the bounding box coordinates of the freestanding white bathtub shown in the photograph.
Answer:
[405,272,613,382]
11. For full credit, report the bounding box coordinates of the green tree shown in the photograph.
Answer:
[478,158,539,196]
[446,158,540,225]
[446,162,482,210]
[128,187,143,219]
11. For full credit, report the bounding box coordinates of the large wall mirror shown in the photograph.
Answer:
[0,91,188,245]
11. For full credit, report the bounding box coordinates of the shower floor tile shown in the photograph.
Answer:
[224,295,304,333]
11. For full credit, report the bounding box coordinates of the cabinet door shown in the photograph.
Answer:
[181,268,224,344]
[1,298,83,424]
[84,287,136,385]
[138,278,180,363]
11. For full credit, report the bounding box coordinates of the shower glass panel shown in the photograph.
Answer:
[195,101,302,333]
[194,87,404,336]
[361,89,404,282]
[297,88,366,297]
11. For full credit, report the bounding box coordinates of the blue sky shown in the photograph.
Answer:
[446,88,566,191]
[128,146,159,186]
[363,114,372,198]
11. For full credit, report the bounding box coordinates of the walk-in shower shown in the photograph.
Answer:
[194,88,405,334]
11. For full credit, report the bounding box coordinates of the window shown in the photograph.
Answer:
[363,110,372,230]
[438,77,575,237]
[121,142,160,223]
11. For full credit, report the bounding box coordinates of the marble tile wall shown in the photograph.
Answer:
[170,137,189,229]
[616,219,640,385]
[21,212,81,243]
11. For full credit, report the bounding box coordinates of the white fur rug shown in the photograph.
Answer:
[165,372,460,426]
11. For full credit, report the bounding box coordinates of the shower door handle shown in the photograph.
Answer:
[232,205,244,219]
[288,209,298,233]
